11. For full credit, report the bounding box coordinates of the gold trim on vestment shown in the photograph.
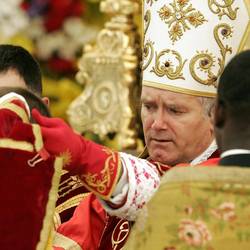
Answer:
[143,80,216,97]
[112,220,130,250]
[0,102,29,123]
[55,193,89,214]
[81,150,122,200]
[161,166,250,185]
[58,175,85,198]
[36,157,63,250]
[53,232,82,250]
[32,124,44,152]
[53,211,61,230]
[0,138,34,151]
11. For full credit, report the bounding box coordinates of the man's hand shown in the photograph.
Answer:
[32,108,84,173]
[32,109,122,199]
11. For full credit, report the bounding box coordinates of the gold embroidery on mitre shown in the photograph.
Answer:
[81,148,120,197]
[151,49,187,80]
[158,0,207,43]
[208,0,239,20]
[190,23,233,87]
[143,10,154,70]
[142,40,154,71]
[144,9,151,38]
[146,0,158,7]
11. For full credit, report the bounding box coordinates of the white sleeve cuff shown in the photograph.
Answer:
[99,152,160,221]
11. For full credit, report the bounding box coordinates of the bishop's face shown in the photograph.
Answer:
[141,86,214,166]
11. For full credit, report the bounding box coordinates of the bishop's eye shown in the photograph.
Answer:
[169,108,179,113]
[142,102,155,111]
[167,106,183,115]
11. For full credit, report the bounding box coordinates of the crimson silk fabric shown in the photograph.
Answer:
[0,107,56,250]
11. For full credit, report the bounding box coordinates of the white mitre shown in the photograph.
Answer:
[142,0,250,97]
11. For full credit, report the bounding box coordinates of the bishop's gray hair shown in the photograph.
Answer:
[198,96,215,117]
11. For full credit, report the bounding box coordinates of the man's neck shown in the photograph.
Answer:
[190,139,217,165]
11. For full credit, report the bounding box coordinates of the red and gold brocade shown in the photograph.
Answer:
[0,97,63,250]
[54,149,219,250]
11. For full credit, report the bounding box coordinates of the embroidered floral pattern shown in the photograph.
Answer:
[125,168,250,250]
[178,219,212,247]
[102,152,160,221]
[211,202,236,221]
[158,0,207,43]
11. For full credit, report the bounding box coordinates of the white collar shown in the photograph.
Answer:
[190,140,217,166]
[221,149,250,158]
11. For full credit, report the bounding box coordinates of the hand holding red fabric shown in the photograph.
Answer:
[32,109,121,199]
[32,108,85,173]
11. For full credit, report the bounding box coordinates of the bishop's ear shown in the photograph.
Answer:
[214,98,226,129]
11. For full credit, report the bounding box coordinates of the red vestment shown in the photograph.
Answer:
[0,97,63,250]
[54,152,219,250]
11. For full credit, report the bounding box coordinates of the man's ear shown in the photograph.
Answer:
[42,97,50,107]
[214,98,226,129]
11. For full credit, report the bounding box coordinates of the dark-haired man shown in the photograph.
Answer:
[0,44,42,95]
[215,49,250,166]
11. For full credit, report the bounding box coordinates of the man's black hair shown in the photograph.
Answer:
[218,49,250,120]
[0,44,42,95]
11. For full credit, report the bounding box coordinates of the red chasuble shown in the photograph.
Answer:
[54,152,219,250]
[0,98,63,250]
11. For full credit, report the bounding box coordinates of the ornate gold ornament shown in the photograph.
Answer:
[151,49,187,80]
[158,0,207,43]
[208,0,239,20]
[67,0,141,150]
[190,23,233,87]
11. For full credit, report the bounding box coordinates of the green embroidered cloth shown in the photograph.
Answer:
[125,167,250,250]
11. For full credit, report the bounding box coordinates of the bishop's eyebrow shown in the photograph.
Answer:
[140,98,156,106]
[141,95,154,103]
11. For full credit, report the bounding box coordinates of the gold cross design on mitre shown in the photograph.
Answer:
[158,0,207,43]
